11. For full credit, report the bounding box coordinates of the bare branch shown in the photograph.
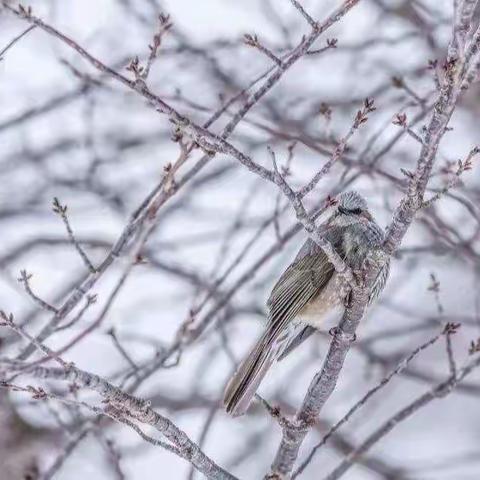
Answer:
[40,424,91,480]
[298,98,376,198]
[17,270,58,313]
[52,197,96,273]
[244,33,282,66]
[7,362,237,480]
[323,352,480,480]
[289,0,318,29]
[55,294,97,332]
[421,146,479,209]
[307,38,338,55]
[293,325,454,477]
[0,24,35,60]
[0,311,69,368]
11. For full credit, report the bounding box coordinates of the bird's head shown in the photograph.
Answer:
[327,191,373,227]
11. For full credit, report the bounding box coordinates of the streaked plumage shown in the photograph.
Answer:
[224,191,390,416]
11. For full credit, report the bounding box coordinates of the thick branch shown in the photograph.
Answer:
[9,363,237,480]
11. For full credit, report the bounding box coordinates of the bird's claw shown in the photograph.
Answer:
[343,291,352,308]
[329,327,356,342]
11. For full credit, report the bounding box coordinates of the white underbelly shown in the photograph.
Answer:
[296,273,347,329]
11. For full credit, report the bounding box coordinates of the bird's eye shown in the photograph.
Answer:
[338,206,362,215]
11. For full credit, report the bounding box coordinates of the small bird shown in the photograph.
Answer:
[223,191,390,416]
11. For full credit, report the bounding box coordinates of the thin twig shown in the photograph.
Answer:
[298,98,376,199]
[52,197,96,273]
[55,294,97,332]
[244,33,283,66]
[0,24,36,59]
[0,311,69,368]
[17,270,58,313]
[421,146,479,209]
[289,0,318,29]
[108,328,140,374]
[40,424,92,480]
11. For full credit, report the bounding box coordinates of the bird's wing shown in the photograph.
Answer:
[266,238,339,344]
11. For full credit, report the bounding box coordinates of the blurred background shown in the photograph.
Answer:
[1,0,480,479]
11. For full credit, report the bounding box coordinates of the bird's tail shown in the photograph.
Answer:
[224,328,290,416]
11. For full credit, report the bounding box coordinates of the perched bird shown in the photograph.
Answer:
[223,191,389,416]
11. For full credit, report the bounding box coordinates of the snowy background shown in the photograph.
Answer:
[1,0,480,479]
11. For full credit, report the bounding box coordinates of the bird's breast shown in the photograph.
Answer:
[296,273,348,328]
